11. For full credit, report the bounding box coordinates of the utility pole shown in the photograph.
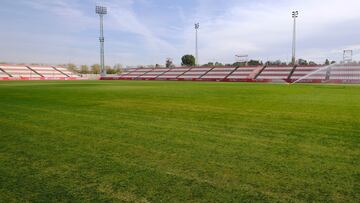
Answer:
[195,23,200,66]
[292,11,299,65]
[96,5,107,76]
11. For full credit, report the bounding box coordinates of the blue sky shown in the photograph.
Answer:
[1,0,360,66]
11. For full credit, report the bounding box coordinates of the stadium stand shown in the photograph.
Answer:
[53,66,81,79]
[103,64,360,84]
[139,69,169,79]
[0,68,10,80]
[29,66,68,79]
[1,63,359,83]
[112,68,136,79]
[288,64,360,83]
[120,68,154,79]
[201,67,236,81]
[103,66,263,81]
[290,65,326,83]
[0,65,41,79]
[256,66,294,82]
[329,64,360,83]
[158,67,190,80]
[153,68,171,79]
[227,66,261,81]
[0,64,82,80]
[178,67,212,80]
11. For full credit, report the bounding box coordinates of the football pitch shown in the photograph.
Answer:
[0,80,359,202]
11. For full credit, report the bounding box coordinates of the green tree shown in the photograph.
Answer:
[64,63,78,73]
[106,66,118,74]
[215,62,224,66]
[298,59,308,66]
[325,59,330,65]
[202,62,214,67]
[113,64,123,74]
[91,64,100,74]
[275,60,282,65]
[113,64,123,69]
[79,65,89,74]
[181,55,195,66]
[165,58,174,68]
[266,60,282,66]
[331,61,336,64]
[248,60,262,66]
[233,62,246,67]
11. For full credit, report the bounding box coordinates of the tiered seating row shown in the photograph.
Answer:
[104,66,264,81]
[0,65,41,78]
[227,67,261,81]
[0,69,9,79]
[290,66,325,82]
[0,64,80,80]
[329,65,360,82]
[119,68,155,79]
[53,66,80,79]
[257,66,294,81]
[30,66,68,79]
[100,64,360,84]
[324,65,360,83]
[158,68,190,79]
[287,65,360,83]
[202,67,236,80]
[178,67,212,79]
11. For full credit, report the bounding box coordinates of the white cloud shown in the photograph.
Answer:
[1,0,360,65]
[180,0,360,64]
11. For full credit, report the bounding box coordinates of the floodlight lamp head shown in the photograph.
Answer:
[195,23,200,29]
[236,55,248,58]
[292,11,298,18]
[96,6,107,15]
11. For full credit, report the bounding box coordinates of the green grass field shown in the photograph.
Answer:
[0,81,359,202]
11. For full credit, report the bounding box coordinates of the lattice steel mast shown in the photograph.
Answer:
[96,5,107,76]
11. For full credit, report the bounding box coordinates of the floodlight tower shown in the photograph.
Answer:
[96,5,107,76]
[343,50,353,63]
[195,23,200,66]
[291,11,299,65]
[236,54,249,66]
